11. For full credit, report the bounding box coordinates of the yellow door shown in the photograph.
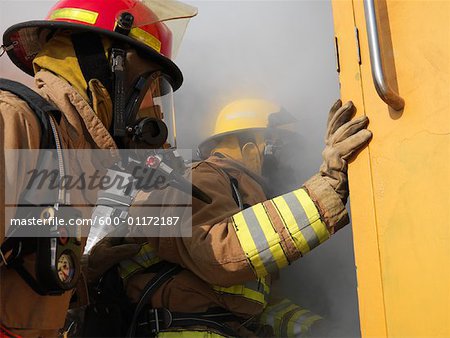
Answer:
[332,0,450,337]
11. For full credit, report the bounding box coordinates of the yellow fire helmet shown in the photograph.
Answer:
[198,99,298,159]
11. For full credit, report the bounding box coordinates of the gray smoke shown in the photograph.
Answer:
[0,1,360,337]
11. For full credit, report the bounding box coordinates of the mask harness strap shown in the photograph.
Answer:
[71,12,135,139]
[111,12,134,138]
[111,48,127,137]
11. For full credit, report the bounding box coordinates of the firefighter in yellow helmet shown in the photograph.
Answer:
[198,99,302,197]
[85,98,371,337]
[0,0,196,336]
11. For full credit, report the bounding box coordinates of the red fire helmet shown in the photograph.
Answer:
[2,0,197,91]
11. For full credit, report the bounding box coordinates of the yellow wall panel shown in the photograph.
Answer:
[331,1,388,336]
[333,0,450,336]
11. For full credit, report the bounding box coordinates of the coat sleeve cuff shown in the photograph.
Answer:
[303,174,349,233]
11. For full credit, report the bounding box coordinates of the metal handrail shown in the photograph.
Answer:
[364,0,405,111]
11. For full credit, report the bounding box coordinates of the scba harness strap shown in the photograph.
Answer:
[135,307,241,338]
[0,79,82,296]
[0,78,60,149]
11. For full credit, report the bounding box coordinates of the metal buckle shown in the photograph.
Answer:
[0,42,16,57]
[0,241,23,268]
[0,248,8,267]
[0,241,23,266]
[148,308,173,334]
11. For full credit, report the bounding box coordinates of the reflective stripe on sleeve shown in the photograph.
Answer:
[272,188,330,256]
[156,331,227,338]
[260,298,323,337]
[118,242,161,279]
[231,203,289,277]
[285,308,310,337]
[212,276,271,305]
[293,189,329,245]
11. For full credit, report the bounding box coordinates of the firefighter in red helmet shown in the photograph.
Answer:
[0,0,196,336]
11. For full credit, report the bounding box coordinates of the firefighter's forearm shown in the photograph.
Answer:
[231,174,348,278]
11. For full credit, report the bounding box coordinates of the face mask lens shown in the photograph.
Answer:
[126,74,176,149]
[152,77,176,148]
[262,130,302,196]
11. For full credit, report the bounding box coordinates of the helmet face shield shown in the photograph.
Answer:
[124,72,177,149]
[116,0,198,58]
[151,76,177,148]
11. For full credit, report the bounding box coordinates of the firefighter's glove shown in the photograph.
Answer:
[82,226,141,284]
[320,100,372,203]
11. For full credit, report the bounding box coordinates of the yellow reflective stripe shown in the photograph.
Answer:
[118,243,161,279]
[261,298,323,337]
[278,189,320,251]
[232,211,267,276]
[213,285,265,304]
[129,28,162,53]
[157,331,227,337]
[273,304,299,336]
[273,188,330,256]
[212,278,270,305]
[260,298,291,327]
[262,276,270,295]
[232,203,289,277]
[213,284,245,295]
[240,205,279,274]
[272,196,310,255]
[253,204,289,269]
[293,189,329,244]
[301,314,322,333]
[49,8,99,25]
[286,308,310,337]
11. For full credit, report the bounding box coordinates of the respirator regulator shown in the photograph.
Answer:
[262,109,301,196]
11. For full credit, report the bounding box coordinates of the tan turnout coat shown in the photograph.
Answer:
[0,70,116,337]
[123,154,346,336]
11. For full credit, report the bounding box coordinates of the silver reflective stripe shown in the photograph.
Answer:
[243,279,262,293]
[279,309,310,337]
[134,246,158,266]
[119,243,161,278]
[262,299,293,331]
[280,307,301,337]
[283,192,320,250]
[292,313,311,336]
[244,278,270,299]
[241,207,279,274]
[299,225,320,250]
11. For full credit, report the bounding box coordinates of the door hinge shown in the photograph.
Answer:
[355,27,362,65]
[334,36,341,73]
